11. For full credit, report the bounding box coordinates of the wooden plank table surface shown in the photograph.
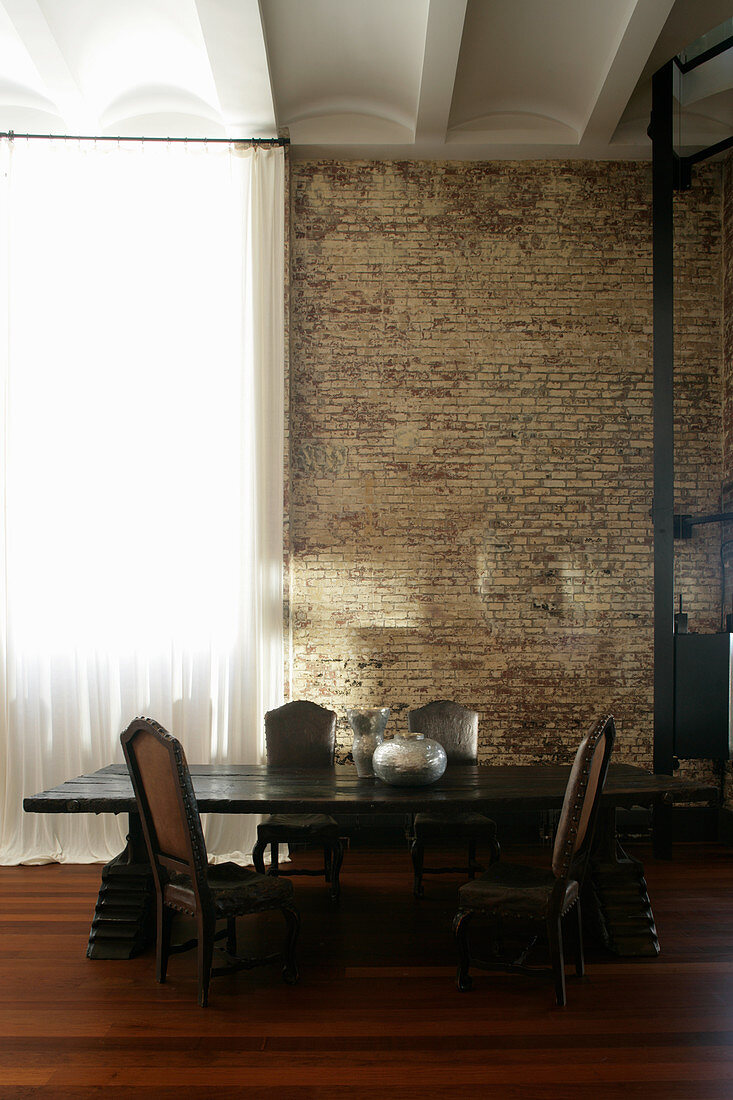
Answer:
[23,761,715,816]
[24,762,717,962]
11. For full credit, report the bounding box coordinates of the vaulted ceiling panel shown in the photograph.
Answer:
[0,0,730,159]
[34,0,222,134]
[613,0,733,146]
[448,0,640,144]
[0,0,275,137]
[260,0,430,144]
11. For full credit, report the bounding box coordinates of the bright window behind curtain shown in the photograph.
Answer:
[0,139,285,864]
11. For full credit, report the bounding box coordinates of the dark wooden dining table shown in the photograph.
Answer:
[24,761,716,961]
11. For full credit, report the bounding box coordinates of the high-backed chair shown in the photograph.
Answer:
[408,700,500,897]
[452,713,616,1006]
[252,700,344,901]
[121,717,300,1007]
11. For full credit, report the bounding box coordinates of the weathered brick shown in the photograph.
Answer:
[288,160,723,766]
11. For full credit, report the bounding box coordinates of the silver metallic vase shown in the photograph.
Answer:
[348,707,390,778]
[373,732,447,787]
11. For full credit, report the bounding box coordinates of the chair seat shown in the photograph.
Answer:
[257,813,340,841]
[165,862,294,919]
[458,862,578,919]
[414,811,497,840]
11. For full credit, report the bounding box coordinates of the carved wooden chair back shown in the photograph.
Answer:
[551,713,616,886]
[408,700,479,764]
[121,716,209,908]
[265,700,337,769]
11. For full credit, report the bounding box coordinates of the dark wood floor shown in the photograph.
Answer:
[2,840,733,1098]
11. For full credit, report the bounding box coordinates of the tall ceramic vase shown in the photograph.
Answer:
[348,707,390,778]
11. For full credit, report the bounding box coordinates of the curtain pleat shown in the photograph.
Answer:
[0,139,285,865]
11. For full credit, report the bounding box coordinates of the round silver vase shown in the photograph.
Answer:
[373,733,447,787]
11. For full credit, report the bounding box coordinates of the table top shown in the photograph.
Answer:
[23,762,717,816]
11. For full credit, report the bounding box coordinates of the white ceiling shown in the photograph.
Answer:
[0,0,732,160]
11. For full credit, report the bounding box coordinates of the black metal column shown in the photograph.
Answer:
[651,61,676,778]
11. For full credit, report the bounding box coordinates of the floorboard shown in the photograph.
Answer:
[1,841,732,1098]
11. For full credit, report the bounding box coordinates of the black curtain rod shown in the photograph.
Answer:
[0,131,288,146]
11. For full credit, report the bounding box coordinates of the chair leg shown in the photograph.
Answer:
[252,835,266,875]
[270,842,280,876]
[281,906,300,985]
[226,916,237,957]
[573,901,585,979]
[155,899,173,984]
[329,841,344,902]
[453,909,473,992]
[197,914,215,1008]
[489,835,501,866]
[411,836,425,898]
[547,914,566,1007]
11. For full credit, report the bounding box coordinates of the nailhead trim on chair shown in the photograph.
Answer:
[131,715,211,899]
[554,713,613,880]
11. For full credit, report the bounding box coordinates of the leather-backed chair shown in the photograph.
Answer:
[252,700,344,901]
[408,700,500,897]
[121,717,300,1007]
[452,713,616,1006]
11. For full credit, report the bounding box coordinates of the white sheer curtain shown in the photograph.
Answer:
[0,138,285,865]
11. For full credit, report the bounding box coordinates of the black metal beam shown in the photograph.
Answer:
[651,61,676,777]
[674,512,733,539]
[676,32,733,73]
[685,132,733,168]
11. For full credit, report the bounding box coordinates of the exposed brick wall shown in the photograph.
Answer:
[289,160,722,766]
[722,156,733,602]
[283,150,292,701]
[724,157,733,482]
[722,155,733,808]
